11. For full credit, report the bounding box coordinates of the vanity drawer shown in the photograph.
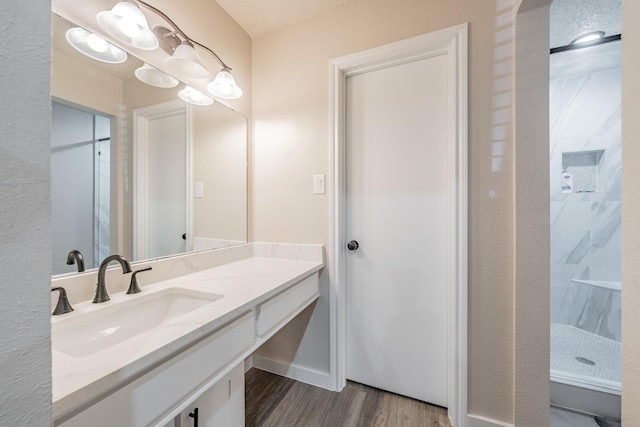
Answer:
[256,273,319,337]
[59,311,255,427]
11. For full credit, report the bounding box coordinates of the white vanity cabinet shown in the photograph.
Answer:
[165,363,244,427]
[52,251,323,427]
[59,313,255,427]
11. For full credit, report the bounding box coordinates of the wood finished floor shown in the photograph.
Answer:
[245,368,451,427]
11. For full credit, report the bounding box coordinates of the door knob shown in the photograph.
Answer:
[347,240,359,251]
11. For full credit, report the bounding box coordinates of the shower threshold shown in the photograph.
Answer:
[550,324,620,419]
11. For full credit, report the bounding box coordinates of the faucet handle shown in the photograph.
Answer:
[51,287,74,315]
[127,267,153,294]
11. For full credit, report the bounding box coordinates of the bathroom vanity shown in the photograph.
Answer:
[51,243,324,426]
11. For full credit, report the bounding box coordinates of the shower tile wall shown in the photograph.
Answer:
[550,51,621,342]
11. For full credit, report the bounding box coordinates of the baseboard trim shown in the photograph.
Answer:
[252,355,333,390]
[467,414,514,427]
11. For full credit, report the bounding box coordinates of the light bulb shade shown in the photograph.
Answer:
[179,86,214,106]
[135,63,179,88]
[207,68,243,99]
[165,43,209,79]
[66,27,127,64]
[97,1,158,50]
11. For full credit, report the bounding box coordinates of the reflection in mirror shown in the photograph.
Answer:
[51,13,248,275]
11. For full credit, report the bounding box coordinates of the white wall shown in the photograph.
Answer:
[0,1,52,425]
[251,0,517,422]
[192,107,248,242]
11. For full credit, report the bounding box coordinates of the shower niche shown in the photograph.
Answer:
[561,149,605,194]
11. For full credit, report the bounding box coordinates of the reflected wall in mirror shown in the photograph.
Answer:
[51,13,248,275]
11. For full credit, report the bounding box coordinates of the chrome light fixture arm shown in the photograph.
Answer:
[135,0,231,70]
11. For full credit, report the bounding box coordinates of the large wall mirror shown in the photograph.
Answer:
[51,12,248,275]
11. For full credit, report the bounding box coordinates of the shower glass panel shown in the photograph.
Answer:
[51,101,111,274]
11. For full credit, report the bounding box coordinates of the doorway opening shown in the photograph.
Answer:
[329,24,468,427]
[133,100,191,260]
[548,0,622,419]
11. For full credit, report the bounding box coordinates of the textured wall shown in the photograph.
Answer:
[514,2,550,425]
[251,0,516,423]
[0,1,52,426]
[621,0,640,424]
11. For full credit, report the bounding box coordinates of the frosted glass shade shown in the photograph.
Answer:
[135,63,179,88]
[66,27,127,64]
[165,42,209,79]
[178,86,214,106]
[97,2,158,50]
[207,68,243,99]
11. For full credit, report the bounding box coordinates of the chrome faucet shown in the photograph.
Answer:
[94,255,132,303]
[66,249,85,272]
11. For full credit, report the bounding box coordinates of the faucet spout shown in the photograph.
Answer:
[66,249,85,272]
[94,255,132,303]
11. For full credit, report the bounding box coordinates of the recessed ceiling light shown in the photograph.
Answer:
[571,31,605,45]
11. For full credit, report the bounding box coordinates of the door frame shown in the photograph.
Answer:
[328,24,468,426]
[133,100,193,260]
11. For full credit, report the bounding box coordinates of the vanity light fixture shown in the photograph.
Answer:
[97,1,159,50]
[135,63,179,88]
[66,27,128,64]
[207,67,243,100]
[98,0,244,98]
[570,31,605,45]
[165,41,209,79]
[178,85,214,106]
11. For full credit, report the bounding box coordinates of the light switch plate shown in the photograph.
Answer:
[313,174,325,194]
[195,182,204,198]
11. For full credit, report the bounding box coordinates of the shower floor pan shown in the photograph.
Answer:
[550,324,620,419]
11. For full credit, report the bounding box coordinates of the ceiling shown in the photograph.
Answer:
[215,0,356,37]
[215,0,621,43]
[550,0,621,49]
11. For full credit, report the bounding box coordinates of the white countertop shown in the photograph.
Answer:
[52,246,324,420]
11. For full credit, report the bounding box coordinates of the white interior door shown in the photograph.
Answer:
[147,113,187,258]
[345,54,450,406]
[134,101,191,261]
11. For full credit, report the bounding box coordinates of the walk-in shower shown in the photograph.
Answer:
[549,19,622,418]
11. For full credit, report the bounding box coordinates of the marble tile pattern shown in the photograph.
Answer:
[550,48,621,342]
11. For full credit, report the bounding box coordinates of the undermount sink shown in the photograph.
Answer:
[52,288,223,358]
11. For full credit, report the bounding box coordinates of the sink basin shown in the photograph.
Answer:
[53,288,223,358]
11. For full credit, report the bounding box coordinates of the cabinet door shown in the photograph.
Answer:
[179,363,244,427]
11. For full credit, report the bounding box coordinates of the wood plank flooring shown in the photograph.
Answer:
[245,368,451,427]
